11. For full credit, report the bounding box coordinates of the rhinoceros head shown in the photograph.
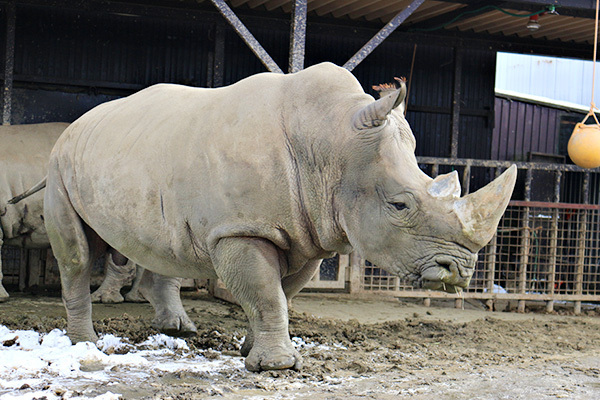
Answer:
[337,79,516,293]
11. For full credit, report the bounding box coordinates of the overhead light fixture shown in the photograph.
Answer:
[526,15,540,31]
[547,5,559,15]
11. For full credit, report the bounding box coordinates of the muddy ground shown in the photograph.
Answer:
[1,291,600,399]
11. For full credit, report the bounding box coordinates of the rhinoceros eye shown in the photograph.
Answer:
[391,202,408,211]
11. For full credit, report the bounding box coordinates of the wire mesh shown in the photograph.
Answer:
[360,202,600,299]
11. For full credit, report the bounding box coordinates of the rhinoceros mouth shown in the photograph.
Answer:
[421,279,464,293]
[417,259,473,293]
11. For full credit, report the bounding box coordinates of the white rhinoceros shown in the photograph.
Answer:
[1,124,195,336]
[42,62,516,371]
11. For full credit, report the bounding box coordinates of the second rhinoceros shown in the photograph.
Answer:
[42,62,516,371]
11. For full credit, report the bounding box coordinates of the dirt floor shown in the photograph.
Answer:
[1,290,600,399]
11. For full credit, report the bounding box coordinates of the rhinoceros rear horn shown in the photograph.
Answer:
[453,165,517,248]
[353,78,406,130]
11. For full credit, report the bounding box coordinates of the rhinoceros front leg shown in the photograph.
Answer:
[240,258,321,357]
[137,269,197,336]
[91,250,136,304]
[124,265,147,303]
[212,237,301,372]
[0,237,9,303]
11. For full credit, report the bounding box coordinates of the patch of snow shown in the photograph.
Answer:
[0,325,244,399]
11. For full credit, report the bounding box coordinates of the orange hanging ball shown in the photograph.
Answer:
[568,122,600,169]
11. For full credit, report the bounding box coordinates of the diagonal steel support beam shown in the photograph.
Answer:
[343,0,425,71]
[289,0,307,73]
[209,0,283,74]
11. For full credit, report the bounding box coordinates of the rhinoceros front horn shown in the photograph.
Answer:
[353,79,407,130]
[453,165,517,248]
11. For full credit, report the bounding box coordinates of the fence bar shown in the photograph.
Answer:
[416,156,600,173]
[518,169,533,313]
[461,163,471,195]
[546,170,562,312]
[574,172,590,314]
[485,167,501,310]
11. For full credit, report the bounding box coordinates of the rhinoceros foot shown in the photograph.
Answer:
[245,342,302,372]
[68,326,99,344]
[152,313,197,337]
[90,287,124,304]
[124,288,147,303]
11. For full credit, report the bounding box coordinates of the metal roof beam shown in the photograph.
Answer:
[343,0,425,71]
[210,0,284,73]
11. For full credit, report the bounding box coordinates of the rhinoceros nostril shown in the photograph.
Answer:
[436,260,452,272]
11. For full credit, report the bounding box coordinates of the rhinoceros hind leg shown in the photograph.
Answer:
[91,250,136,304]
[124,265,147,303]
[44,172,101,343]
[138,269,197,336]
[212,237,301,372]
[282,259,322,309]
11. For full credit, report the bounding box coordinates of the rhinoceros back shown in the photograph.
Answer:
[49,63,370,277]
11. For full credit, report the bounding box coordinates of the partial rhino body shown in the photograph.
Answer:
[0,124,194,336]
[0,123,68,301]
[44,62,516,371]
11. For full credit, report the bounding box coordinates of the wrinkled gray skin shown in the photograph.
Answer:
[1,124,195,335]
[44,62,516,371]
[0,123,68,302]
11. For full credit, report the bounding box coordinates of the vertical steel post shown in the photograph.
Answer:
[342,0,425,71]
[485,167,501,311]
[546,170,561,313]
[518,168,532,313]
[348,252,363,294]
[461,163,471,195]
[574,172,590,314]
[3,1,15,125]
[213,24,225,87]
[450,47,462,158]
[288,0,307,73]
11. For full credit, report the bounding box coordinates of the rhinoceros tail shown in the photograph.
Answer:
[8,177,47,204]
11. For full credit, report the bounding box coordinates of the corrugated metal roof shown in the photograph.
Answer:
[208,0,598,45]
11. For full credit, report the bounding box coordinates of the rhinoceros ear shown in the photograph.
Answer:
[354,78,407,131]
[428,171,461,199]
